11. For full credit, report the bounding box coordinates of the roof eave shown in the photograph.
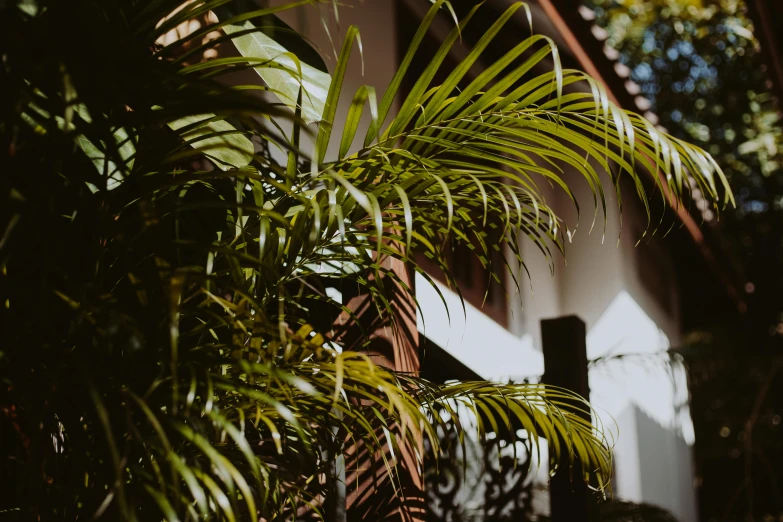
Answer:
[536,0,746,313]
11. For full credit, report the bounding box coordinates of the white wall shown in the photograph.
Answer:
[418,151,698,519]
[518,167,698,521]
[635,406,699,522]
[413,146,698,520]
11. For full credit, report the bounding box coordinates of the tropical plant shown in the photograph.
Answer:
[0,0,731,520]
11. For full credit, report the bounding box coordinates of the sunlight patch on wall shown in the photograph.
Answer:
[586,290,695,445]
[415,273,543,381]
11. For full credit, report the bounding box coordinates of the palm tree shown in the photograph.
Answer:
[0,0,731,520]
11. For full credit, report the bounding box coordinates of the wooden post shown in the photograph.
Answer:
[334,255,423,522]
[540,315,597,522]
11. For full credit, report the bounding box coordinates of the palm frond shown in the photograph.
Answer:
[311,0,730,297]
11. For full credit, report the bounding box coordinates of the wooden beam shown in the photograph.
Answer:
[541,315,598,522]
[537,0,625,107]
[334,255,424,522]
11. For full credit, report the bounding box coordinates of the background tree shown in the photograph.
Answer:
[585,0,783,337]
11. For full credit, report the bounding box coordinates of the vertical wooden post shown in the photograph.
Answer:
[541,315,597,522]
[335,255,423,522]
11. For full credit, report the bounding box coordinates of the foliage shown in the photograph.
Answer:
[584,0,783,336]
[0,0,729,519]
[677,332,783,521]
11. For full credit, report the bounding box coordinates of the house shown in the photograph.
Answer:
[271,0,743,519]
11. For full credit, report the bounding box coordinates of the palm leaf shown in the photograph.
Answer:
[222,19,331,124]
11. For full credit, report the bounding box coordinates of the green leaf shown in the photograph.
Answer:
[24,100,136,191]
[315,25,360,165]
[167,114,254,171]
[223,20,331,123]
[75,127,136,191]
[71,106,137,189]
[339,85,378,160]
